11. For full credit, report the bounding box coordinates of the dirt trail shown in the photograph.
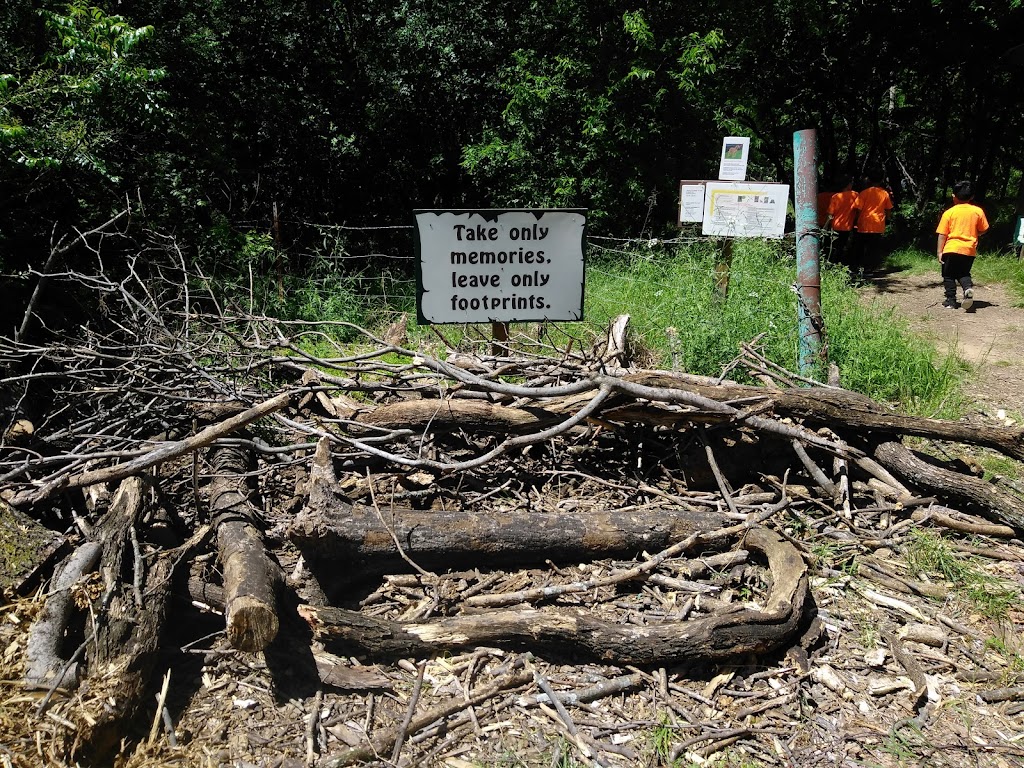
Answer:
[860,270,1024,418]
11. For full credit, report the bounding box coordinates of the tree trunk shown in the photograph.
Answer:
[290,438,731,587]
[75,477,175,756]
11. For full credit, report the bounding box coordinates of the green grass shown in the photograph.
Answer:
[903,530,1019,621]
[277,238,976,417]
[583,239,965,414]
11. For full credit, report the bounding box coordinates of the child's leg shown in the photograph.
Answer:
[940,257,958,302]
[956,257,974,292]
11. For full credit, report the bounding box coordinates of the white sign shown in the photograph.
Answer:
[679,183,706,223]
[701,182,789,238]
[718,136,750,181]
[415,209,586,324]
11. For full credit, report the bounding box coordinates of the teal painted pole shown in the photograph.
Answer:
[793,129,823,379]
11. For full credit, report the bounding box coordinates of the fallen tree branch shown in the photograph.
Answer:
[874,442,1024,532]
[299,528,807,666]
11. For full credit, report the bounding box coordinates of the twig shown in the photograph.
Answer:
[366,469,437,584]
[699,427,740,517]
[882,627,928,710]
[516,672,644,707]
[391,661,427,765]
[148,670,171,745]
[306,689,324,766]
[790,439,836,497]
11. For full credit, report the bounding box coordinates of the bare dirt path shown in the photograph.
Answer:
[860,269,1024,418]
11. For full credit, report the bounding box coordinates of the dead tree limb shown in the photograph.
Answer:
[299,528,807,665]
[290,438,730,582]
[873,441,1024,532]
[24,541,102,690]
[70,477,177,755]
[208,445,284,652]
[625,373,1024,462]
[9,391,292,507]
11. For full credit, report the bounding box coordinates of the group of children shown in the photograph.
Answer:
[816,173,894,275]
[817,175,989,311]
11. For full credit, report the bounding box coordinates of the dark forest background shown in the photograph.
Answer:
[2,0,1024,329]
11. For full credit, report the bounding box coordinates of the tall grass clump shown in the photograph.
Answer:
[821,271,967,416]
[585,239,965,414]
[220,233,417,345]
[585,239,797,376]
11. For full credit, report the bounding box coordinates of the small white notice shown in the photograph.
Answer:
[415,209,586,324]
[679,183,706,223]
[701,182,789,238]
[718,136,750,181]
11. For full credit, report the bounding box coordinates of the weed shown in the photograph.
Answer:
[650,716,675,763]
[904,530,1019,621]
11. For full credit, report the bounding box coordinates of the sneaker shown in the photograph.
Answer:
[962,288,974,310]
[942,300,959,310]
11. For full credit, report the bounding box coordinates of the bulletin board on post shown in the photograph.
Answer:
[414,208,587,325]
[678,180,789,239]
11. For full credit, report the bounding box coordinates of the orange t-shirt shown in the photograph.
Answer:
[853,186,893,233]
[936,202,989,256]
[817,191,832,227]
[827,190,858,232]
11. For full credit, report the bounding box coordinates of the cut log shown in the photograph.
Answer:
[209,445,284,652]
[289,438,731,586]
[873,441,1024,532]
[299,527,807,665]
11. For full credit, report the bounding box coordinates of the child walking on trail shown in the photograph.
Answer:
[937,180,989,310]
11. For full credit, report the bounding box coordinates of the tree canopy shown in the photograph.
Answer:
[2,0,1023,289]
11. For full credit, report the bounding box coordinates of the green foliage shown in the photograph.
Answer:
[461,4,719,231]
[584,239,963,414]
[672,29,724,93]
[0,1,165,180]
[216,231,416,346]
[904,530,1019,621]
[823,281,968,416]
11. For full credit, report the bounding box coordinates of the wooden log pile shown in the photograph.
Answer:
[3,292,1024,763]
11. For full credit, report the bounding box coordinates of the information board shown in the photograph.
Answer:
[701,182,789,238]
[415,209,586,325]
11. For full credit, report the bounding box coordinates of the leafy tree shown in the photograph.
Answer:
[0,1,165,267]
[462,3,723,232]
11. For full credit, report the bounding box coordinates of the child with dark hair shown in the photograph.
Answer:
[936,180,989,310]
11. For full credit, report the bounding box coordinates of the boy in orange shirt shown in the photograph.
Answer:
[852,172,894,273]
[937,180,989,310]
[826,174,858,267]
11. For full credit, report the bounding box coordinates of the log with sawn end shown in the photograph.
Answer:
[208,445,285,652]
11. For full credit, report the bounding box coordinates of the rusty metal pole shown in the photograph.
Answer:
[793,129,824,379]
